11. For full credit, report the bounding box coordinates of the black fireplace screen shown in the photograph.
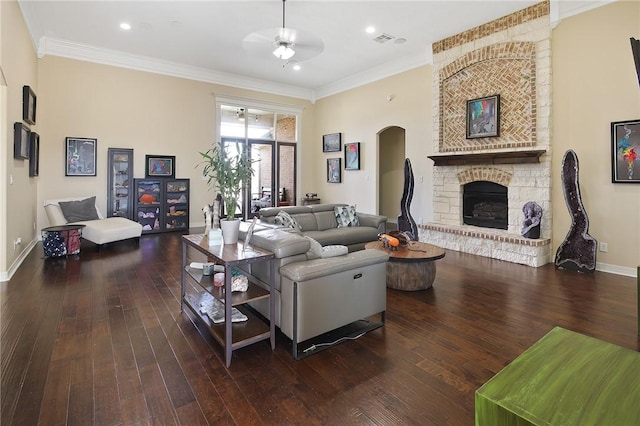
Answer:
[463,181,508,230]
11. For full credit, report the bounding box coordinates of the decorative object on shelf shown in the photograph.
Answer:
[521,201,542,239]
[22,85,36,125]
[466,94,500,139]
[65,137,97,176]
[29,132,40,177]
[203,204,212,235]
[555,150,597,273]
[145,154,175,178]
[327,158,341,183]
[199,142,254,244]
[13,122,30,159]
[397,158,419,240]
[243,217,258,252]
[611,119,640,183]
[322,132,341,152]
[344,142,360,170]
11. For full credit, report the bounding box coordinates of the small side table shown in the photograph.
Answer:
[42,224,86,258]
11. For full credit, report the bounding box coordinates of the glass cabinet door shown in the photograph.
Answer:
[107,148,134,219]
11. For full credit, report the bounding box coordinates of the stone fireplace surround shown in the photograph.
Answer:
[419,1,552,267]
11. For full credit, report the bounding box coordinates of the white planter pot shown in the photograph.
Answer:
[220,219,241,245]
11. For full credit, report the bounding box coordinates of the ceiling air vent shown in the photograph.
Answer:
[373,33,395,43]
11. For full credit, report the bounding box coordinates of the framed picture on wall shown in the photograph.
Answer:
[65,137,97,176]
[13,122,30,159]
[327,158,341,183]
[145,155,176,178]
[611,119,640,183]
[344,142,360,170]
[323,133,341,152]
[466,94,500,139]
[22,85,36,125]
[29,132,40,177]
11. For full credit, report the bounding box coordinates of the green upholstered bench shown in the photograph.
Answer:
[475,327,640,425]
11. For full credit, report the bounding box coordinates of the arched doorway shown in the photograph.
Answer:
[378,126,406,228]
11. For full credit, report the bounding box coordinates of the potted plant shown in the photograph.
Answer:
[199,142,254,244]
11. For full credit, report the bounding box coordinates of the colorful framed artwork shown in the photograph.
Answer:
[13,122,30,159]
[65,137,97,176]
[29,132,40,177]
[323,133,341,152]
[22,85,36,125]
[327,158,341,183]
[145,155,175,178]
[466,94,500,139]
[611,119,640,183]
[344,142,360,170]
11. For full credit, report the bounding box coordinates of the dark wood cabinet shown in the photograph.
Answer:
[134,178,189,234]
[107,148,134,219]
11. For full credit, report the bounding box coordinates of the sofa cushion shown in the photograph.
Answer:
[334,205,359,227]
[304,236,348,259]
[44,204,68,226]
[314,210,338,231]
[304,226,379,247]
[274,210,301,230]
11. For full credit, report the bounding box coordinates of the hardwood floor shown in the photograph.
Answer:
[2,232,638,425]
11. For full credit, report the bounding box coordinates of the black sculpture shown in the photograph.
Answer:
[555,150,597,273]
[397,158,418,241]
[521,201,542,239]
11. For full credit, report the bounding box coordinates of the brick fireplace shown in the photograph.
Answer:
[419,1,552,267]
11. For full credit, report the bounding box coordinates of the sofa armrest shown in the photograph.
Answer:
[246,228,309,259]
[357,212,387,234]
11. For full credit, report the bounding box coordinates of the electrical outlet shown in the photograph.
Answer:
[13,238,22,250]
[599,242,608,253]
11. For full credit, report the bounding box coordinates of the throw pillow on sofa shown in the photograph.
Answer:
[58,196,100,223]
[274,210,301,229]
[304,236,348,259]
[334,205,359,227]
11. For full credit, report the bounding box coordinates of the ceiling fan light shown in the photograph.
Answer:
[273,44,295,60]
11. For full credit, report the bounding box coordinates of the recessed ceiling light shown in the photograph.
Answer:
[120,22,131,31]
[365,26,376,34]
[292,64,301,71]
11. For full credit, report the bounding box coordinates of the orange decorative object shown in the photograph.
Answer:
[139,194,157,204]
[378,233,400,250]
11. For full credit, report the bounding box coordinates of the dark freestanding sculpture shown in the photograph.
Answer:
[555,150,597,273]
[397,158,419,241]
[521,201,542,239]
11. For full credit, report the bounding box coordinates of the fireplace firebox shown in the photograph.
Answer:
[463,181,508,230]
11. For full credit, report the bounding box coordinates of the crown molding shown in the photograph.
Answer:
[314,49,433,100]
[37,37,315,101]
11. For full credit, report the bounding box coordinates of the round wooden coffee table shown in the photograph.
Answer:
[365,241,445,291]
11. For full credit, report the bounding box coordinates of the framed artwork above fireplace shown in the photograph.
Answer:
[466,95,500,139]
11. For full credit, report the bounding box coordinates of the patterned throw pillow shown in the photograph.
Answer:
[334,205,359,227]
[274,210,301,229]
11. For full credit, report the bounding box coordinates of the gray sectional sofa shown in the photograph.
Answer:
[257,203,387,252]
[237,205,389,358]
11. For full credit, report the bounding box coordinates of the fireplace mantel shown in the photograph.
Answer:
[428,149,546,166]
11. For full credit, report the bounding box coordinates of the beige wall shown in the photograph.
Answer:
[1,0,38,277]
[552,0,640,271]
[313,66,432,217]
[35,56,314,234]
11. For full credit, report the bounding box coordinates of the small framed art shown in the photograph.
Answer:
[66,137,97,176]
[323,133,341,152]
[327,158,341,183]
[13,122,30,159]
[145,155,176,178]
[23,85,36,125]
[344,142,360,170]
[466,94,500,139]
[29,132,40,177]
[611,119,640,183]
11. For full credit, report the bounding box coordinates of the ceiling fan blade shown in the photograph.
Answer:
[243,27,324,62]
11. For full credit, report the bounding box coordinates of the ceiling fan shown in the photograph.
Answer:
[242,0,324,63]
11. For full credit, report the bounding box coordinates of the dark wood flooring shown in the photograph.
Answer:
[2,232,638,425]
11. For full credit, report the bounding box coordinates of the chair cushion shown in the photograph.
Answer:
[75,217,142,245]
[44,204,68,226]
[58,196,100,222]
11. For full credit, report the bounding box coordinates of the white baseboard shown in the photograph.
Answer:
[596,262,637,278]
[1,239,38,282]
